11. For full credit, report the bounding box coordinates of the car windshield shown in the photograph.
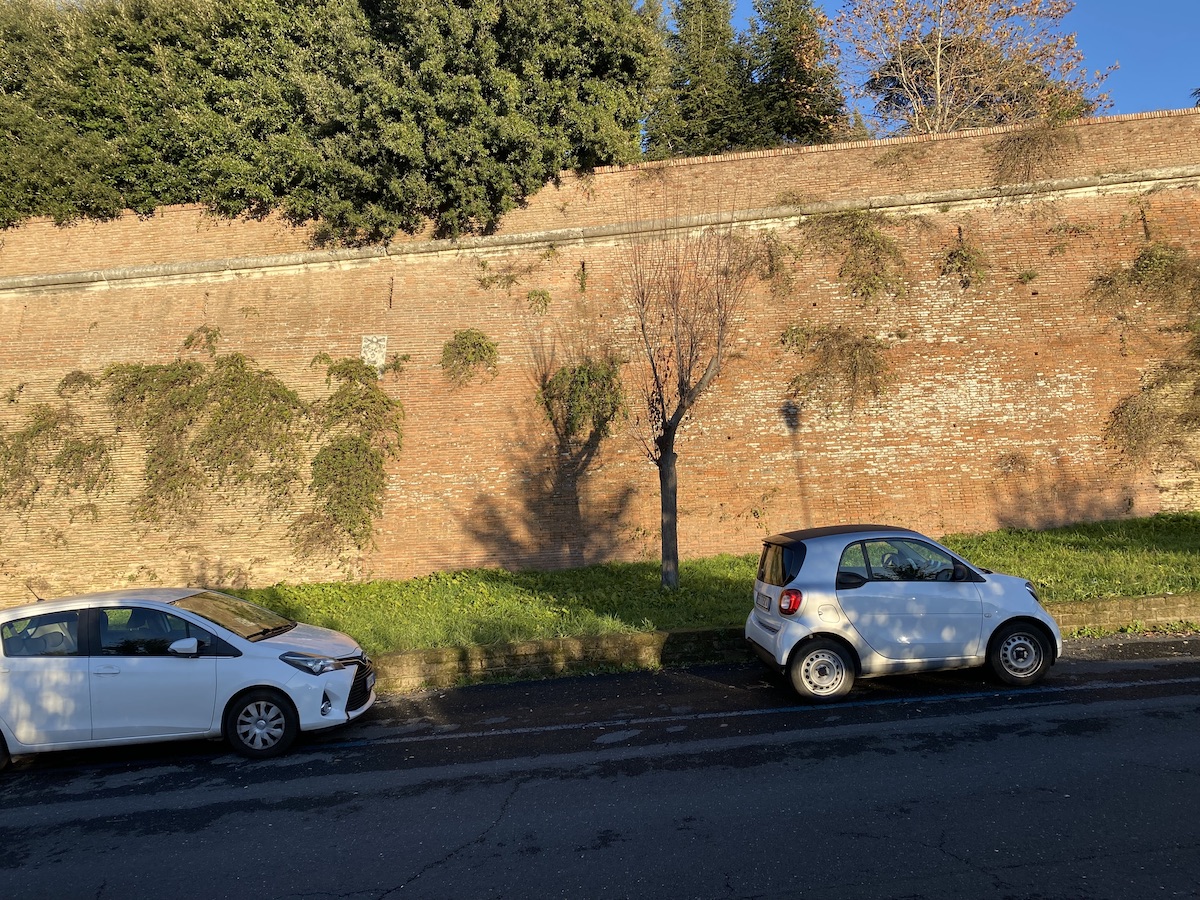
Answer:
[173,591,296,641]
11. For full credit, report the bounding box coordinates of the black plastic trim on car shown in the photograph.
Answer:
[344,656,375,712]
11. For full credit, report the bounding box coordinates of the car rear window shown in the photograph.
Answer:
[758,541,806,587]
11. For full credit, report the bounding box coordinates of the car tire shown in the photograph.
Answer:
[224,689,299,759]
[789,639,855,702]
[988,622,1051,686]
[0,736,10,772]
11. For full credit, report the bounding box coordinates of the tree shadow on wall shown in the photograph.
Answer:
[986,453,1144,531]
[458,423,636,571]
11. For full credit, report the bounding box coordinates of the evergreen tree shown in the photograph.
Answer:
[643,0,746,158]
[0,0,659,241]
[743,0,846,146]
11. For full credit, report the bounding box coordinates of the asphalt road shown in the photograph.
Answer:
[3,639,1199,900]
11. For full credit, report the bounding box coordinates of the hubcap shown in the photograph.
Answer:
[999,633,1042,677]
[802,649,845,694]
[236,700,285,750]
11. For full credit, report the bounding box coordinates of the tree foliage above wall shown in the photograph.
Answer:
[0,0,659,242]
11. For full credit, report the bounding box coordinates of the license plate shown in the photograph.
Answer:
[366,672,377,692]
[755,591,772,611]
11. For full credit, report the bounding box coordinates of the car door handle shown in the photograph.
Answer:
[91,665,121,676]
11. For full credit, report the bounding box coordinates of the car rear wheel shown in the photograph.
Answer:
[789,639,855,702]
[224,689,299,759]
[0,736,9,772]
[988,623,1051,686]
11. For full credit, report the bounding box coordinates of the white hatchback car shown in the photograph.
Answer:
[0,588,376,768]
[745,525,1063,701]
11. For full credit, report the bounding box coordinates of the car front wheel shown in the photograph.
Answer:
[789,639,855,702]
[988,623,1051,686]
[224,689,299,759]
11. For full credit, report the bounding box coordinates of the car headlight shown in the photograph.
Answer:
[280,651,346,676]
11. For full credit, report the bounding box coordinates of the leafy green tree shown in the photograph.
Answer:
[0,0,659,241]
[742,0,846,146]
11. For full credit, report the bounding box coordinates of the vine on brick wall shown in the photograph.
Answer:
[1088,242,1200,465]
[781,324,892,411]
[295,354,406,554]
[941,226,989,289]
[801,211,907,303]
[537,356,625,441]
[0,403,112,509]
[441,329,498,385]
[1,331,406,560]
[987,120,1081,191]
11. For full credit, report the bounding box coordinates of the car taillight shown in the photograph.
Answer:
[779,589,803,616]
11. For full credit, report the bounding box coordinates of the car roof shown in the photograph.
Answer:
[763,524,923,546]
[0,587,207,619]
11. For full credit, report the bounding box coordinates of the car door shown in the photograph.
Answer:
[89,606,219,740]
[835,539,983,661]
[0,609,92,746]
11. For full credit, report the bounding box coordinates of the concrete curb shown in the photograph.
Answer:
[372,593,1200,695]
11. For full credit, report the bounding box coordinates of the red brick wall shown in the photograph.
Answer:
[1,109,1198,605]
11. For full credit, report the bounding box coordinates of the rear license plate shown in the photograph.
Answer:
[755,591,772,611]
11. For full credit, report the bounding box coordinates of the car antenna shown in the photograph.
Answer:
[26,584,45,603]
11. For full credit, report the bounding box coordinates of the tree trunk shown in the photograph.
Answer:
[658,434,679,590]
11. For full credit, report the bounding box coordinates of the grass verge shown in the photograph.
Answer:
[238,512,1200,658]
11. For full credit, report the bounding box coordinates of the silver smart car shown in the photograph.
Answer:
[745,524,1063,701]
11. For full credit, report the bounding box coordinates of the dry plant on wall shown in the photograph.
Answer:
[801,210,908,304]
[941,225,989,288]
[986,119,1082,194]
[623,209,763,589]
[781,324,893,413]
[1087,241,1200,469]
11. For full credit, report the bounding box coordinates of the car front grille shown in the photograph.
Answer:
[343,655,375,712]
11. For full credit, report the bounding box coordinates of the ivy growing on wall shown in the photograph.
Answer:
[941,226,989,289]
[0,330,406,557]
[441,329,499,385]
[537,356,625,441]
[297,355,405,552]
[0,403,112,509]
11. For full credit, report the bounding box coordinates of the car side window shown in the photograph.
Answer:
[837,543,870,580]
[863,539,958,582]
[1,610,82,657]
[98,607,216,656]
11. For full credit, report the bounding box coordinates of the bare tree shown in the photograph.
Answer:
[624,217,760,588]
[835,0,1111,135]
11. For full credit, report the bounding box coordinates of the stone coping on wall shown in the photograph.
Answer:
[5,162,1200,298]
[372,593,1200,694]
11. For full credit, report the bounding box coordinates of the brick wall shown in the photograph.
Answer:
[1,109,1198,605]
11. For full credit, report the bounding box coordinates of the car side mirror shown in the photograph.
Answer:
[952,562,970,582]
[836,571,867,590]
[168,637,199,657]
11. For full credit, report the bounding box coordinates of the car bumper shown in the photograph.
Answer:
[287,665,375,733]
[746,609,816,668]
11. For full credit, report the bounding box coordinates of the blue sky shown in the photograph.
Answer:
[736,0,1199,116]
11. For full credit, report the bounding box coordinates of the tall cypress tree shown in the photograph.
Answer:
[643,0,746,158]
[743,0,845,146]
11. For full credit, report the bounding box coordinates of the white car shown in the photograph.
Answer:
[0,588,376,768]
[746,525,1063,701]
